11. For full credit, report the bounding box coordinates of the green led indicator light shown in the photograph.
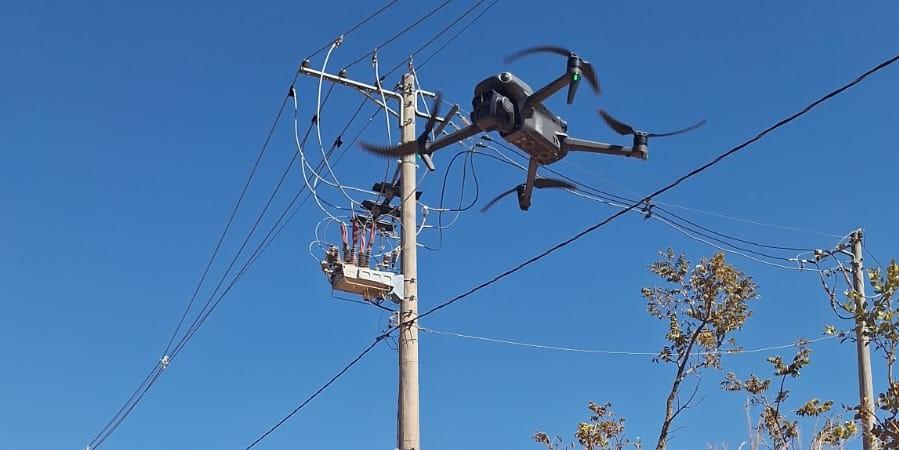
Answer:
[572,73,580,81]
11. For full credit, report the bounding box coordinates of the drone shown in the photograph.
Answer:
[361,45,705,211]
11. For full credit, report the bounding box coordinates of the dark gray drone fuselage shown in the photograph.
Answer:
[470,72,571,165]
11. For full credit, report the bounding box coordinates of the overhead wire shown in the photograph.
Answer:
[311,41,369,213]
[556,154,844,239]
[379,0,488,79]
[420,327,838,357]
[863,240,886,269]
[342,0,455,70]
[302,0,400,62]
[88,91,310,449]
[241,336,389,450]
[417,0,500,69]
[489,136,821,257]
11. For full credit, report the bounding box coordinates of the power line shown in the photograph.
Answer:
[420,327,838,357]
[417,0,499,69]
[380,0,488,79]
[303,0,401,62]
[342,0,456,70]
[484,139,819,264]
[241,336,388,450]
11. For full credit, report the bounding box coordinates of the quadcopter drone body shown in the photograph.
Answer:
[362,46,704,211]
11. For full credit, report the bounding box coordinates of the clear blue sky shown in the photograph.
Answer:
[2,1,898,449]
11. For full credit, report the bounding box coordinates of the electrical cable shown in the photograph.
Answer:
[342,0,455,70]
[241,336,389,450]
[380,0,487,80]
[485,138,815,264]
[302,0,400,62]
[417,0,499,69]
[87,92,307,449]
[863,241,886,269]
[420,327,838,357]
[311,42,368,213]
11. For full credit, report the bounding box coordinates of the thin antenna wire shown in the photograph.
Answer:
[421,327,838,357]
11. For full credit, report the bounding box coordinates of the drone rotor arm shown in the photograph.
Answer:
[561,136,645,160]
[526,72,572,106]
[422,123,482,155]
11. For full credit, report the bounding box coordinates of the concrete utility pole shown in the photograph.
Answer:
[298,60,435,450]
[851,229,878,450]
[397,72,421,450]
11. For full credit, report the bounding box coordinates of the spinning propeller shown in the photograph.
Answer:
[360,91,444,157]
[598,109,706,157]
[481,178,576,212]
[505,45,600,104]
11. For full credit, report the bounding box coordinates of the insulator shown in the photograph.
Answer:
[326,245,339,264]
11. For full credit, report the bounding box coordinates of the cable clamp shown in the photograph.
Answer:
[370,49,378,65]
[160,355,171,370]
[641,199,654,220]
[333,35,344,47]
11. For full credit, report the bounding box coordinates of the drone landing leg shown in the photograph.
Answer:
[517,158,539,211]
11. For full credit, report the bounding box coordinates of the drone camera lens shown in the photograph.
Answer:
[500,72,511,82]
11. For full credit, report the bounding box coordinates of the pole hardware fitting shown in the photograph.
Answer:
[641,199,654,220]
[301,59,311,68]
[333,35,344,47]
[160,355,171,370]
[813,242,852,261]
[338,68,348,78]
